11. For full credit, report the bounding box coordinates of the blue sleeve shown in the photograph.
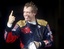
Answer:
[11,24,21,36]
[43,24,53,47]
[6,24,21,36]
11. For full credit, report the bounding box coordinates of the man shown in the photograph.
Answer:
[4,1,53,49]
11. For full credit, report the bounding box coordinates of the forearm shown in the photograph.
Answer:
[4,24,19,43]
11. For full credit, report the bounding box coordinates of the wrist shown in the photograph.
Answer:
[7,23,12,28]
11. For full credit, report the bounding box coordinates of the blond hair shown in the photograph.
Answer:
[24,1,38,13]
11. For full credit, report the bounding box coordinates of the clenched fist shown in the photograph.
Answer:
[7,10,15,24]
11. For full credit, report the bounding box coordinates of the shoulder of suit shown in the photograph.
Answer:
[16,19,48,27]
[37,19,48,26]
[16,20,26,27]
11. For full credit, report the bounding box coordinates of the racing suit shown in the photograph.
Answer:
[4,19,53,49]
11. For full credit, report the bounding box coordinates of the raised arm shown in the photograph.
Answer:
[4,10,19,43]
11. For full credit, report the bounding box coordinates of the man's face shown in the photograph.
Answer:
[23,6,36,22]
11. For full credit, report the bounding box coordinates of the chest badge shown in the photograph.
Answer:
[21,27,31,34]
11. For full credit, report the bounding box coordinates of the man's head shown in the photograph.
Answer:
[23,1,38,22]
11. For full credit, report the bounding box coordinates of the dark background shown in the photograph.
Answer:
[0,0,63,49]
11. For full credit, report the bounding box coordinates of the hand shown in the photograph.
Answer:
[8,10,15,24]
[43,40,49,45]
